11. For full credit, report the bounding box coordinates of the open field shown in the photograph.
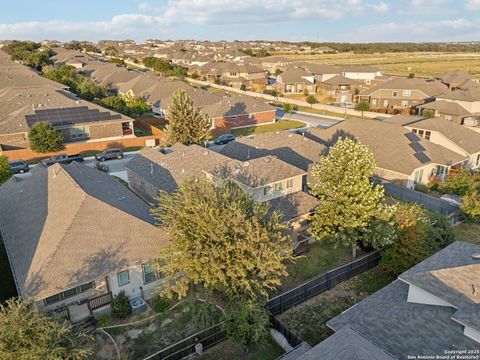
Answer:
[280,52,480,77]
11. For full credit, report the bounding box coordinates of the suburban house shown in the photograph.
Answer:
[275,68,316,94]
[125,144,317,247]
[196,62,266,89]
[247,56,292,72]
[0,163,169,322]
[219,131,325,189]
[437,69,473,90]
[358,78,447,112]
[400,116,480,170]
[295,63,340,83]
[339,65,383,85]
[306,118,467,189]
[298,241,480,360]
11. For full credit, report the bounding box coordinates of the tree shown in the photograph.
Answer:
[0,156,12,185]
[440,168,478,196]
[309,137,395,258]
[303,89,309,97]
[104,46,118,56]
[408,72,415,78]
[422,109,435,118]
[305,94,318,107]
[240,84,247,91]
[28,121,63,153]
[283,103,293,114]
[355,101,370,117]
[151,178,294,299]
[274,68,282,76]
[461,191,480,220]
[164,89,211,146]
[0,299,92,359]
[111,291,132,319]
[221,298,269,349]
[381,203,429,275]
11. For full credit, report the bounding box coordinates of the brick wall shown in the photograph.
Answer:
[1,134,164,161]
[212,110,275,130]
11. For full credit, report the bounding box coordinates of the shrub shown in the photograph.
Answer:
[111,291,131,319]
[425,212,455,253]
[0,156,12,185]
[414,183,429,193]
[440,169,478,196]
[95,314,112,327]
[152,296,171,313]
[191,301,220,329]
[28,121,63,153]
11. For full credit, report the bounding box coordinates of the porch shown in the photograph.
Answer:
[49,292,113,324]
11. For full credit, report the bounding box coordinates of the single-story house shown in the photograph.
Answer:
[0,163,169,322]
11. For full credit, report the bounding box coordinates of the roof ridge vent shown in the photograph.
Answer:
[243,161,249,167]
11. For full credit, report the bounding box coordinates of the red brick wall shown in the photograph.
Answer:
[212,110,275,130]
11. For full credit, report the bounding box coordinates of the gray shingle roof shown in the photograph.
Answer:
[296,326,397,360]
[417,100,471,116]
[360,78,447,97]
[0,163,168,300]
[327,279,480,360]
[220,131,324,172]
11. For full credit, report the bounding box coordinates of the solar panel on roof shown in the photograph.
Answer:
[26,106,123,127]
[414,152,431,164]
[409,142,425,153]
[404,132,420,142]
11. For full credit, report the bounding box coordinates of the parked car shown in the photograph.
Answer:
[8,160,29,174]
[42,154,84,166]
[214,134,235,145]
[95,149,124,162]
[440,194,461,206]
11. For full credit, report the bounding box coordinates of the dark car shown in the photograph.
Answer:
[95,149,124,162]
[9,160,29,174]
[42,154,84,166]
[214,134,235,145]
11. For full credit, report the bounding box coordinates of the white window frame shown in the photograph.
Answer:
[402,90,412,97]
[117,270,130,287]
[69,126,90,139]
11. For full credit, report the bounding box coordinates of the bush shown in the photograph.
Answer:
[28,121,63,153]
[440,169,478,196]
[221,298,268,349]
[191,301,220,329]
[152,296,171,313]
[96,314,112,327]
[111,291,131,319]
[0,156,12,185]
[426,212,455,253]
[414,183,429,193]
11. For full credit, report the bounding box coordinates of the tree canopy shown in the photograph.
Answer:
[309,137,395,257]
[151,178,294,300]
[355,101,370,117]
[142,57,187,78]
[164,89,211,146]
[0,156,12,186]
[2,41,54,70]
[28,121,64,153]
[0,299,92,360]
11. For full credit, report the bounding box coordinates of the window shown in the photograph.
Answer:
[412,129,417,134]
[392,91,398,97]
[274,182,284,192]
[434,166,446,177]
[142,261,162,284]
[383,100,389,107]
[401,100,409,107]
[117,270,130,286]
[402,90,411,96]
[414,169,424,183]
[425,131,431,140]
[43,281,95,305]
[263,186,271,196]
[418,130,424,137]
[69,126,90,139]
[371,99,377,106]
[286,179,294,188]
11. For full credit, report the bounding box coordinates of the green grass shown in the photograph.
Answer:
[453,222,480,245]
[278,267,395,346]
[122,146,143,152]
[134,127,152,137]
[232,119,306,137]
[80,150,101,157]
[281,241,352,291]
[200,336,284,360]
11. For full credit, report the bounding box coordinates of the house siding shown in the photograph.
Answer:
[212,110,275,130]
[89,121,124,140]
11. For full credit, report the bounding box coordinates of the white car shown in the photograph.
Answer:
[440,194,461,206]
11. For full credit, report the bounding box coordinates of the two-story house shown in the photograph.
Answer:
[358,78,447,112]
[299,241,480,360]
[125,144,317,247]
[0,163,169,323]
[198,62,266,89]
[275,68,316,94]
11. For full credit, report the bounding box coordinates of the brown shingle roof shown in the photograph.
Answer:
[360,78,447,97]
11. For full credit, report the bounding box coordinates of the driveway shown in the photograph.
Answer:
[276,108,343,129]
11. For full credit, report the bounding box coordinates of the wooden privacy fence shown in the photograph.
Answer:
[266,250,381,316]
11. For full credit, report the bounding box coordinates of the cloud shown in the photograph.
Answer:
[349,18,480,42]
[0,14,169,41]
[465,0,480,9]
[369,1,389,12]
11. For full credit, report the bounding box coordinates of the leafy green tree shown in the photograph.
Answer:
[355,101,370,117]
[0,156,12,185]
[3,41,53,70]
[221,298,269,349]
[381,203,429,275]
[283,103,293,114]
[164,89,211,146]
[408,72,415,78]
[303,89,309,97]
[422,109,435,118]
[305,94,318,107]
[104,46,118,56]
[240,84,247,91]
[461,191,480,221]
[151,178,294,299]
[0,299,92,359]
[309,137,395,258]
[109,57,125,66]
[274,68,283,76]
[426,212,455,253]
[28,121,63,153]
[440,169,478,195]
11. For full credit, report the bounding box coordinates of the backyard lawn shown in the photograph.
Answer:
[200,336,284,360]
[453,222,480,245]
[231,119,306,136]
[280,241,352,292]
[278,267,395,346]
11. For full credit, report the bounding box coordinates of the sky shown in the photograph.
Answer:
[0,0,479,43]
